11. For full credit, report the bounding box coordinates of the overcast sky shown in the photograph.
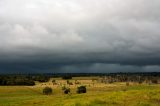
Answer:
[0,0,160,73]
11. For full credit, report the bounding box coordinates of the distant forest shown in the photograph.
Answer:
[0,72,160,86]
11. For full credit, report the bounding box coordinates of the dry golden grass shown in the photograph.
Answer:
[0,77,160,106]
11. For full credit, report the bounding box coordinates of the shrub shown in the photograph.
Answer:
[77,86,86,94]
[138,80,143,84]
[67,80,73,85]
[151,79,158,84]
[61,85,70,94]
[52,79,56,83]
[52,80,57,85]
[64,88,70,94]
[43,87,52,95]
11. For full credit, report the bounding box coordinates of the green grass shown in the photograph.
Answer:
[0,83,160,106]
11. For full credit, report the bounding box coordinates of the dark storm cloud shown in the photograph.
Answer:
[0,0,160,73]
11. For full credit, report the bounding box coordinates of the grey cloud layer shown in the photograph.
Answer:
[0,0,160,73]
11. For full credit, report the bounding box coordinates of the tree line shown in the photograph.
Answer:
[0,74,50,86]
[0,72,159,85]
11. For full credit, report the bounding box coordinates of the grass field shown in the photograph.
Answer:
[0,77,160,106]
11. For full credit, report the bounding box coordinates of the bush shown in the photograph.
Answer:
[77,86,86,94]
[67,80,73,85]
[61,85,70,94]
[138,80,143,84]
[64,88,70,94]
[43,87,52,95]
[151,79,158,84]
